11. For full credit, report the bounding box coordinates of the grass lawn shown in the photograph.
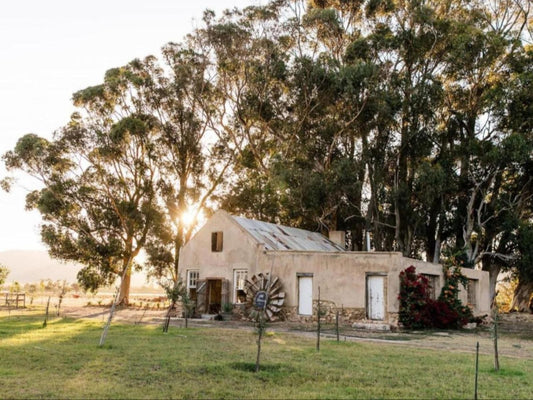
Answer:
[1,312,531,399]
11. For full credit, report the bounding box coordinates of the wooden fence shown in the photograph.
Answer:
[2,292,26,308]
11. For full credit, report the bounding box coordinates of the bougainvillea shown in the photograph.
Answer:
[398,266,432,329]
[398,260,473,329]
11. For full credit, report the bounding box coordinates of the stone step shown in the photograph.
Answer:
[352,321,391,331]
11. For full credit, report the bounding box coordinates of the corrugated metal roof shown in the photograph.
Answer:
[231,215,345,252]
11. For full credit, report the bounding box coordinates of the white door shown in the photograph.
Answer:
[367,275,385,320]
[298,276,313,315]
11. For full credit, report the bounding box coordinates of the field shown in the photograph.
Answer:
[1,310,531,399]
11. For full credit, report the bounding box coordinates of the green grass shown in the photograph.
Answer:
[1,313,531,399]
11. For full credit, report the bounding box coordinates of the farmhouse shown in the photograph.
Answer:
[178,210,490,327]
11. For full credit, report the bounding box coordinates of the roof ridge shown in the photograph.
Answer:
[228,213,344,252]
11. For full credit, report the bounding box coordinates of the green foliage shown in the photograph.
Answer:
[3,0,532,300]
[399,261,473,329]
[160,278,186,305]
[438,257,474,327]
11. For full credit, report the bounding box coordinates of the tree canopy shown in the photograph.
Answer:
[3,0,532,309]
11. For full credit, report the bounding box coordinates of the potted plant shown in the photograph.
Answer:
[221,302,233,321]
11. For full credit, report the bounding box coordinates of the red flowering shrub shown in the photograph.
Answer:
[398,266,432,329]
[423,300,459,329]
[399,262,473,329]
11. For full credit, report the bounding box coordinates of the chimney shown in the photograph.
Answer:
[328,231,346,249]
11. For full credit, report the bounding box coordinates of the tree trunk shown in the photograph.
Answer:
[482,261,500,303]
[510,279,533,313]
[117,269,131,306]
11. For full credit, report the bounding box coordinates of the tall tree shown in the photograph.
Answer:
[3,103,159,304]
[142,43,233,282]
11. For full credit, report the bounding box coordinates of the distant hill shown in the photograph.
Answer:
[0,250,149,286]
[0,250,81,283]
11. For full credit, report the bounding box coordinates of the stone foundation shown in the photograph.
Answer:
[283,304,366,324]
[282,304,400,327]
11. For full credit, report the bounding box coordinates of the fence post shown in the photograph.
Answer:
[336,310,340,342]
[474,341,479,400]
[316,286,321,352]
[43,297,51,328]
[493,308,500,372]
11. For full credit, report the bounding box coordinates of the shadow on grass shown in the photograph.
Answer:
[484,368,525,377]
[228,362,295,373]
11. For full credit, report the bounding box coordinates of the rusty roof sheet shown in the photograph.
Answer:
[231,215,345,252]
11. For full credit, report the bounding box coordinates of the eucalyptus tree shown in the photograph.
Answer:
[142,43,233,282]
[2,49,231,301]
[3,79,161,304]
[195,1,375,239]
[437,0,532,298]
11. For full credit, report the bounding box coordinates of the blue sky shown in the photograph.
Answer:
[0,0,257,251]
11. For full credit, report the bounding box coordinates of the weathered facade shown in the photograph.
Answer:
[178,210,491,326]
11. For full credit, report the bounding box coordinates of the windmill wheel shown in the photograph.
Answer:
[244,273,285,321]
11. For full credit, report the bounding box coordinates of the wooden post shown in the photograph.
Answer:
[316,286,321,352]
[493,308,499,372]
[336,310,340,342]
[255,271,272,373]
[255,314,265,372]
[43,296,51,328]
[99,285,120,347]
[474,341,479,400]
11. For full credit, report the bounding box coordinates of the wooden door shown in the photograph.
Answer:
[298,276,313,315]
[367,275,385,320]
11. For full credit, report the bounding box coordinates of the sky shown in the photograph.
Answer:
[0,0,258,252]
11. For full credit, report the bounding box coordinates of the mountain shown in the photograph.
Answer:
[0,250,149,286]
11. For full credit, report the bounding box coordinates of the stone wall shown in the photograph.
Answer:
[283,305,366,324]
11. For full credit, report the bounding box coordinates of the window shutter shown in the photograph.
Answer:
[217,232,223,251]
[196,280,207,314]
[221,279,230,305]
[211,232,223,252]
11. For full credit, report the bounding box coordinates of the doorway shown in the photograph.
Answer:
[298,276,313,315]
[366,275,385,320]
[207,279,222,314]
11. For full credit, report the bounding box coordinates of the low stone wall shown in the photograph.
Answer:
[177,299,397,327]
[283,304,366,324]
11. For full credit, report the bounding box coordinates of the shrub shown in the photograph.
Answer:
[398,266,432,329]
[399,261,473,329]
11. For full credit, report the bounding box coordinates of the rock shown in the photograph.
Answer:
[464,322,477,330]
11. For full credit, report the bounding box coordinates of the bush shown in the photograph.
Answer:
[399,266,432,329]
[399,262,473,329]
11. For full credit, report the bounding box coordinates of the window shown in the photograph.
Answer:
[211,231,223,252]
[423,274,438,300]
[467,279,477,307]
[187,270,199,301]
[233,269,248,304]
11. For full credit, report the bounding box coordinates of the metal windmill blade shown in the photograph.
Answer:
[244,273,285,321]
